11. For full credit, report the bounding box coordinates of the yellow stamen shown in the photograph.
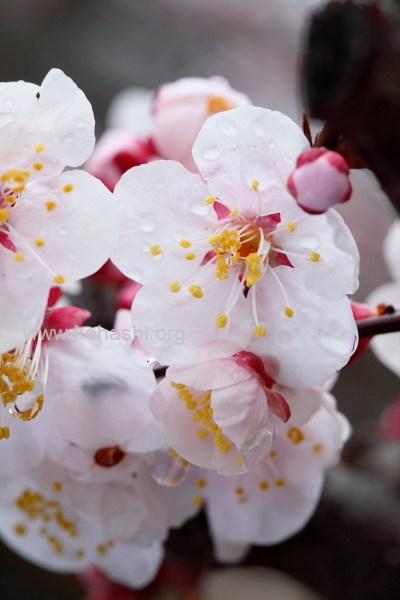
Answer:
[251,179,259,191]
[188,284,203,299]
[185,252,196,261]
[229,208,239,217]
[205,195,216,204]
[259,481,269,490]
[45,200,57,211]
[284,307,294,318]
[52,482,63,492]
[54,275,65,284]
[0,208,9,223]
[197,479,207,488]
[287,222,296,232]
[62,184,74,193]
[215,313,228,328]
[150,244,161,256]
[34,237,45,247]
[14,252,25,262]
[35,144,45,153]
[254,325,266,337]
[179,239,191,248]
[310,252,320,262]
[207,95,234,115]
[275,478,285,487]
[287,427,304,444]
[192,495,203,507]
[169,281,181,293]
[33,162,43,171]
[312,443,323,453]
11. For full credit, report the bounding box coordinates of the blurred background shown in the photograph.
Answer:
[0,1,399,599]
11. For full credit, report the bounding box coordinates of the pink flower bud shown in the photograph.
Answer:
[151,77,250,171]
[86,130,157,191]
[287,147,352,214]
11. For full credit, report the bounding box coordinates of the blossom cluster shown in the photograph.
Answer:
[0,70,359,589]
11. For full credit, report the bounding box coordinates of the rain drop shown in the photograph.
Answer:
[147,450,189,487]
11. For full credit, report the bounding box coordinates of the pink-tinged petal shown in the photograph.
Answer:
[0,244,49,352]
[167,357,252,391]
[367,281,400,377]
[211,377,273,453]
[234,351,275,388]
[266,390,290,423]
[192,106,309,215]
[116,281,143,310]
[42,306,91,336]
[288,148,352,214]
[111,160,216,284]
[47,286,62,308]
[11,169,116,282]
[90,260,129,287]
[257,212,281,234]
[248,268,358,388]
[152,76,250,171]
[131,266,252,366]
[274,386,322,429]
[383,219,400,281]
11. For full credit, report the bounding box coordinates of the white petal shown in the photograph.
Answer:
[11,170,116,282]
[0,244,49,352]
[248,268,358,388]
[98,542,163,589]
[111,160,215,283]
[192,106,309,215]
[167,357,252,390]
[383,219,400,281]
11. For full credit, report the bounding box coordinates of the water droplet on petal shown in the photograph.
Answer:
[58,226,69,236]
[217,115,239,137]
[154,178,165,190]
[67,253,78,261]
[298,234,320,250]
[138,214,156,232]
[147,450,189,487]
[277,328,301,350]
[202,145,221,161]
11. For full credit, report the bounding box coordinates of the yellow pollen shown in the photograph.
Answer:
[0,427,10,440]
[205,195,216,204]
[197,428,209,438]
[45,200,57,211]
[215,313,228,328]
[245,252,263,286]
[259,481,269,490]
[269,450,277,458]
[96,544,107,556]
[312,443,323,453]
[14,252,25,262]
[284,307,294,318]
[35,144,45,153]
[235,486,244,496]
[52,482,63,492]
[14,523,27,536]
[0,208,9,223]
[75,549,85,559]
[1,169,30,193]
[310,252,320,262]
[54,274,65,284]
[33,162,43,171]
[287,222,296,232]
[169,281,181,293]
[62,184,74,193]
[34,237,45,247]
[237,454,244,466]
[188,284,203,299]
[207,95,234,115]
[197,479,207,488]
[192,495,204,507]
[275,478,285,487]
[254,325,267,337]
[185,252,196,260]
[288,427,304,444]
[251,179,259,191]
[169,448,179,457]
[150,244,161,256]
[170,382,185,389]
[179,239,192,248]
[180,459,189,467]
[229,208,239,217]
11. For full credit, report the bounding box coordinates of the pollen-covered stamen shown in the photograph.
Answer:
[267,265,295,318]
[0,338,45,431]
[0,169,31,195]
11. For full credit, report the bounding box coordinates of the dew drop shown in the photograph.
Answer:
[251,118,266,138]
[67,252,78,261]
[58,226,69,236]
[138,214,156,232]
[217,115,239,137]
[154,178,165,190]
[277,329,302,350]
[314,319,348,354]
[202,145,221,160]
[147,450,189,487]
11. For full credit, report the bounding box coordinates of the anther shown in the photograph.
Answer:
[310,252,320,262]
[185,252,196,260]
[284,307,294,318]
[179,239,192,248]
[188,284,203,299]
[287,222,296,232]
[14,252,25,262]
[62,184,74,193]
[150,244,161,256]
[169,281,181,293]
[254,325,267,337]
[205,195,216,204]
[251,180,259,191]
[34,238,45,247]
[215,313,228,328]
[45,200,57,211]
